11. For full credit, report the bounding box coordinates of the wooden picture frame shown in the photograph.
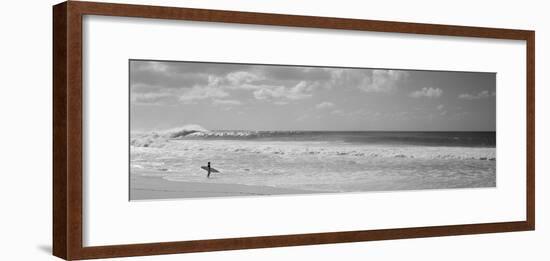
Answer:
[53,1,535,260]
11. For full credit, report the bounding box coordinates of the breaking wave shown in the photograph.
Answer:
[130,124,209,147]
[131,126,496,149]
[129,127,496,193]
[130,141,495,162]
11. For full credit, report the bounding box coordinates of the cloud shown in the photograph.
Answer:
[131,61,169,73]
[131,83,164,93]
[262,67,333,82]
[131,61,414,107]
[226,71,263,85]
[316,102,335,109]
[330,109,345,116]
[131,60,252,80]
[410,87,443,98]
[436,104,447,116]
[458,90,494,100]
[253,81,315,101]
[179,87,229,103]
[130,61,211,89]
[253,87,282,100]
[363,70,409,92]
[131,92,174,105]
[330,69,409,93]
[131,60,325,106]
[295,113,309,122]
[212,99,242,106]
[341,109,414,120]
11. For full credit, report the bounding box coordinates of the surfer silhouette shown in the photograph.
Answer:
[201,162,219,178]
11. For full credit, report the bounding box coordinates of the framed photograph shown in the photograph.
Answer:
[53,1,535,260]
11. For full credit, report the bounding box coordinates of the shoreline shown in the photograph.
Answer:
[130,173,320,200]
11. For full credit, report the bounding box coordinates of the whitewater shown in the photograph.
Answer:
[130,125,496,194]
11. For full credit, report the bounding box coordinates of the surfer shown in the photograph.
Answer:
[201,162,219,178]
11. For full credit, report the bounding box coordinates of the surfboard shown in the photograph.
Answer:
[201,166,219,173]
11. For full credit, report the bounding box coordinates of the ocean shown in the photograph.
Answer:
[130,127,496,194]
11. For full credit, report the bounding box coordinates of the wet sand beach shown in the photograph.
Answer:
[130,172,319,200]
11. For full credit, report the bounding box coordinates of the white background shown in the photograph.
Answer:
[0,0,547,260]
[84,15,525,246]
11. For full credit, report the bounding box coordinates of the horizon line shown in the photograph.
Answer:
[130,129,496,133]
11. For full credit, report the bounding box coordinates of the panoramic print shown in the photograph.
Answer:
[129,60,496,200]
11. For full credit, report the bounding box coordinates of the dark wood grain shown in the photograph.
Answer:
[78,222,531,260]
[53,2,68,260]
[66,2,84,260]
[526,31,536,229]
[70,1,531,40]
[53,1,535,260]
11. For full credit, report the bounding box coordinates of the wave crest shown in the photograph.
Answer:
[131,124,209,147]
[161,124,209,138]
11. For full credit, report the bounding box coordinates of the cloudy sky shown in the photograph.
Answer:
[130,60,496,132]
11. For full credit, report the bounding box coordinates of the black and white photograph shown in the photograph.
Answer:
[129,60,496,200]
